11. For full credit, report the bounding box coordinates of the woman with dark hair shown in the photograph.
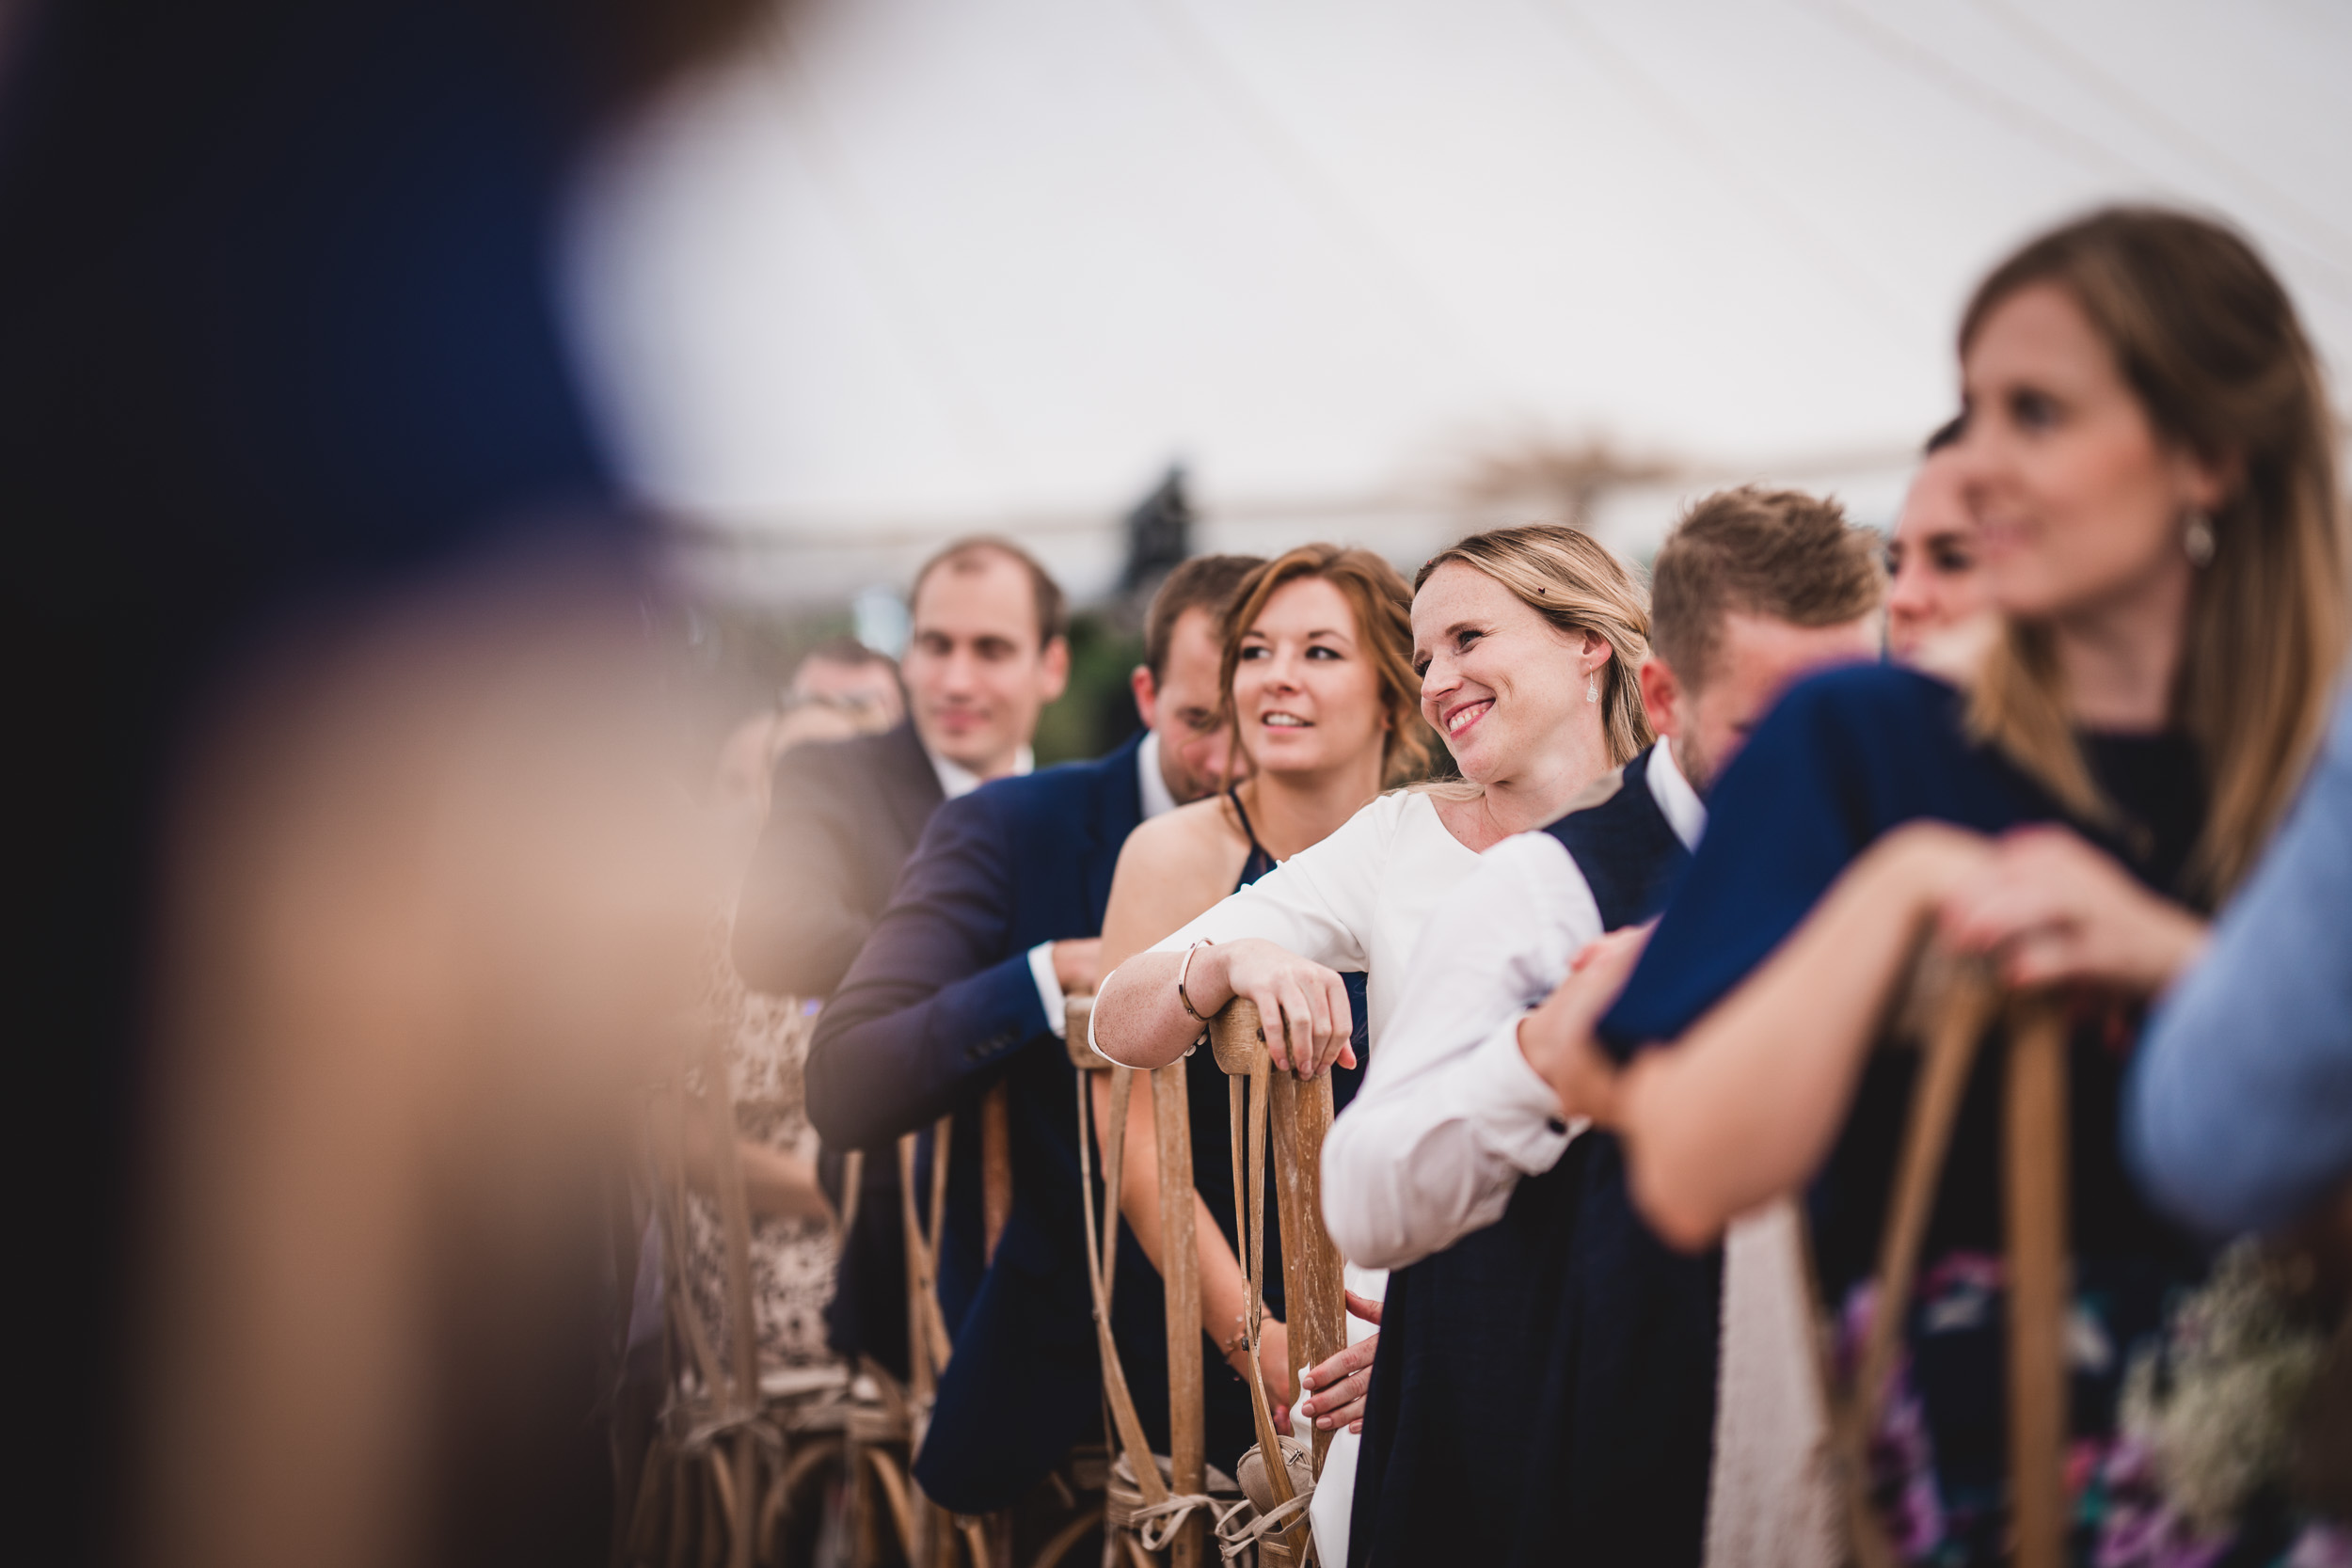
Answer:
[1525,207,2346,1562]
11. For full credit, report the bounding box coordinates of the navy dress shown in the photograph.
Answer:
[1175,791,1369,1472]
[1349,747,1708,1568]
[1599,665,2224,1566]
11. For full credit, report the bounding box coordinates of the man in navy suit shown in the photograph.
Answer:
[807,554,1259,1523]
[735,536,1072,1377]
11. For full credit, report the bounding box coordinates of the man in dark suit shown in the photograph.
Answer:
[806,554,1260,1523]
[732,535,1072,1374]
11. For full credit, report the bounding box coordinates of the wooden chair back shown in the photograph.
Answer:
[1814,951,2068,1568]
[1070,993,1341,1568]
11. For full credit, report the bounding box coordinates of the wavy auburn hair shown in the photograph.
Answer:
[1412,524,1655,772]
[1217,544,1435,788]
[1960,207,2347,901]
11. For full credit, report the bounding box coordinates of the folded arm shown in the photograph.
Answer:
[1601,824,1994,1249]
[1091,852,1368,1076]
[1322,833,1594,1268]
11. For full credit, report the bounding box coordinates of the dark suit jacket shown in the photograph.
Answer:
[810,735,1261,1514]
[732,721,943,1001]
[732,721,943,1376]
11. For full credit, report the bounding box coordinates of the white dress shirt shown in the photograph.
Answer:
[927,742,1034,802]
[1321,743,1705,1270]
[1030,731,1178,1037]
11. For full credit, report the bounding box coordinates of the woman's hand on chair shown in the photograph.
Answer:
[1230,1316,1296,1428]
[1936,824,2208,994]
[1296,1291,1384,1433]
[1213,939,1358,1077]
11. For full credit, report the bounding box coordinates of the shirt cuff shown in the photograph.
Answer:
[1027,941,1067,1038]
[1468,1014,1586,1169]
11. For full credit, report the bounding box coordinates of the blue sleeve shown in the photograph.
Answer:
[1597,666,1954,1059]
[805,792,1055,1149]
[2128,685,2352,1239]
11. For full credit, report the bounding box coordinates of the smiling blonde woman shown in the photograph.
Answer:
[1089,523,1651,1563]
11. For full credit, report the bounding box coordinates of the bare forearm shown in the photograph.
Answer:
[681,1123,834,1226]
[1618,833,1952,1248]
[1095,950,1223,1070]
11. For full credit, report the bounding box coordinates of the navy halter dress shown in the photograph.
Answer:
[1178,790,1371,1474]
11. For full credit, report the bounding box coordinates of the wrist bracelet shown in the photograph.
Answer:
[1218,1319,1250,1360]
[1176,939,1216,1023]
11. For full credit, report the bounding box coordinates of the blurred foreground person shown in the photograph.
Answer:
[732,536,1069,1383]
[2129,680,2352,1242]
[1326,488,1883,1568]
[1886,418,1996,678]
[1092,546,1423,1479]
[1541,208,2345,1563]
[1091,524,1655,1566]
[0,1,766,1564]
[804,554,1258,1538]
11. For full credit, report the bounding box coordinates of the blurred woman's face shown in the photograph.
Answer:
[1956,282,2218,625]
[1232,576,1388,779]
[1412,562,1589,786]
[1885,450,1991,664]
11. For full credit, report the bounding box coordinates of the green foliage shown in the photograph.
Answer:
[1036,611,1145,766]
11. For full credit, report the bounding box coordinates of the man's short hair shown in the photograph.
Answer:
[1144,554,1265,677]
[1649,486,1886,686]
[910,535,1068,651]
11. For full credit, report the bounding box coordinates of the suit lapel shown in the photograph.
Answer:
[1079,736,1147,927]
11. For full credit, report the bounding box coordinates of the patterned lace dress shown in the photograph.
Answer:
[680,924,841,1374]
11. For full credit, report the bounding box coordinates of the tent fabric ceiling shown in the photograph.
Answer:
[568,0,2352,594]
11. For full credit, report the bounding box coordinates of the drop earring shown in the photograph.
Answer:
[2183,510,2217,567]
[1585,671,1600,704]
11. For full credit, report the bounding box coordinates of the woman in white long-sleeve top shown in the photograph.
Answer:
[1089,523,1653,1566]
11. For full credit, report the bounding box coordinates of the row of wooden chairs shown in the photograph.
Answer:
[622,1017,1106,1568]
[625,942,2084,1568]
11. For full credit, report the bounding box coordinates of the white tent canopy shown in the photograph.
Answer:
[568,0,2352,603]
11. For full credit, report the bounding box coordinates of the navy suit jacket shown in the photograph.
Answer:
[809,735,1237,1513]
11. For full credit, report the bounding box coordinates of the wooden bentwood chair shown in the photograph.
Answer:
[1812,947,2071,1568]
[1070,994,1346,1568]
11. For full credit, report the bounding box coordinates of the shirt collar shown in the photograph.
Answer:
[1136,730,1179,821]
[928,743,1034,801]
[1646,739,1708,850]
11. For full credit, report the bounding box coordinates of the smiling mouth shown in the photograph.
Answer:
[1442,699,1492,736]
[1261,712,1312,729]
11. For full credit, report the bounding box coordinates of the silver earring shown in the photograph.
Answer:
[2184,510,2217,567]
[1586,671,1600,704]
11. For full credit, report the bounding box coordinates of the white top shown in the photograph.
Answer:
[1137,788,1485,1050]
[1321,743,1705,1270]
[1031,733,1177,1037]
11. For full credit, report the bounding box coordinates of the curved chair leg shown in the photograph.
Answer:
[1026,1504,1106,1568]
